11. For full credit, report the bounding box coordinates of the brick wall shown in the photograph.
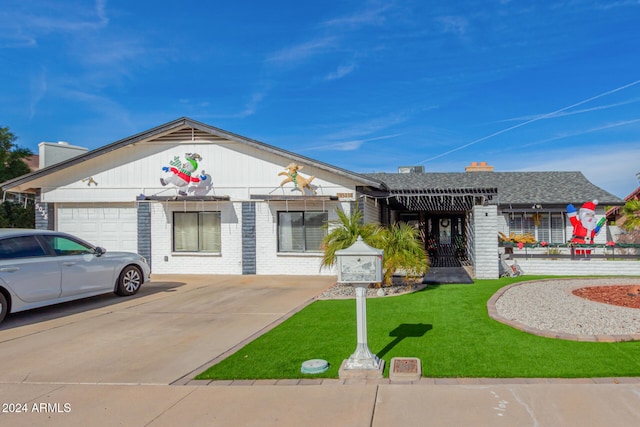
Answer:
[254,200,341,275]
[137,202,152,270]
[242,202,256,274]
[34,191,54,230]
[473,205,499,279]
[150,201,243,274]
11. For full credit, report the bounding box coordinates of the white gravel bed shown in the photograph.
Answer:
[318,282,426,299]
[494,278,640,336]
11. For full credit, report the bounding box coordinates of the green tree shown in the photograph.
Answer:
[0,126,32,184]
[321,207,429,286]
[0,201,35,228]
[0,126,35,228]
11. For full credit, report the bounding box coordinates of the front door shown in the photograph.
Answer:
[438,218,452,244]
[427,215,467,265]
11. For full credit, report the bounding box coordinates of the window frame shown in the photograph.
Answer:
[277,210,328,253]
[173,211,222,253]
[507,211,566,244]
[0,235,49,260]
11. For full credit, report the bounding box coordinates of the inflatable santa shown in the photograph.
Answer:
[566,199,605,254]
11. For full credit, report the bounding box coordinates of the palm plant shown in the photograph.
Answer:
[321,207,429,286]
[320,207,384,269]
[380,222,429,285]
[621,199,640,231]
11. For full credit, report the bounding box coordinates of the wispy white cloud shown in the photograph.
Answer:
[419,79,640,165]
[325,63,356,81]
[266,37,337,67]
[57,86,123,113]
[267,2,394,68]
[320,4,393,28]
[78,37,147,66]
[238,91,268,118]
[497,99,640,123]
[523,118,640,147]
[195,89,270,120]
[0,33,37,48]
[312,140,364,151]
[593,0,640,11]
[293,113,408,153]
[303,133,404,152]
[178,99,210,108]
[517,144,640,197]
[435,15,469,37]
[29,67,47,118]
[323,113,409,142]
[0,0,109,46]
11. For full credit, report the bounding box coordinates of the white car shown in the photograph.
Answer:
[0,229,151,323]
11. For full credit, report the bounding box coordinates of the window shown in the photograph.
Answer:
[41,235,94,256]
[173,212,221,252]
[507,212,565,243]
[278,211,327,252]
[0,236,48,259]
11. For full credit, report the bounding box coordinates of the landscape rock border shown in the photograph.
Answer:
[488,278,640,342]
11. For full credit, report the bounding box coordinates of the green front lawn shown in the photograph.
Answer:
[196,276,640,380]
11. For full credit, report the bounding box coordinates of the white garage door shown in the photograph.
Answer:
[57,203,138,252]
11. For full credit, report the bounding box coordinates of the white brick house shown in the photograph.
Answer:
[1,118,382,276]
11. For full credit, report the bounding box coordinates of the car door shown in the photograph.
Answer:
[40,234,117,297]
[0,235,62,303]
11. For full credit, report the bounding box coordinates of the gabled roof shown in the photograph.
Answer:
[365,171,624,206]
[1,117,385,192]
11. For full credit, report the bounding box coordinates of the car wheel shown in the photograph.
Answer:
[115,266,142,296]
[0,293,7,323]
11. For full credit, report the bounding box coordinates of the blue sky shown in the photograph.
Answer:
[1,0,639,198]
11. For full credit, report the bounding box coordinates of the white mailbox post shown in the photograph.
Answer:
[336,236,384,372]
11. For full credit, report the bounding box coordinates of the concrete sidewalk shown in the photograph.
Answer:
[2,380,640,426]
[1,274,640,426]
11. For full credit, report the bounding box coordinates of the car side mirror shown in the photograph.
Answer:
[94,247,106,257]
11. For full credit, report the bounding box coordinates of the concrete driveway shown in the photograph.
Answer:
[0,274,336,385]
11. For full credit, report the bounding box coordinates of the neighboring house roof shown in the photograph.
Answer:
[23,155,39,171]
[365,171,625,207]
[1,117,385,193]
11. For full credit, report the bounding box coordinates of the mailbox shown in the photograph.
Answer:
[336,236,383,284]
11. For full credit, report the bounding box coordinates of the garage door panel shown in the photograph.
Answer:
[81,223,99,233]
[57,204,138,253]
[102,223,118,232]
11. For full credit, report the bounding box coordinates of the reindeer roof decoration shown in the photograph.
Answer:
[278,163,316,194]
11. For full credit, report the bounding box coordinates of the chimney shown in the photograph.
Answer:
[38,141,89,168]
[465,161,494,172]
[398,166,424,173]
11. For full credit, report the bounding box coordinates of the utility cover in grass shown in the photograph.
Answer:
[301,359,329,374]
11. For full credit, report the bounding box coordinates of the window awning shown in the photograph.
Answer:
[250,195,338,201]
[137,195,230,201]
